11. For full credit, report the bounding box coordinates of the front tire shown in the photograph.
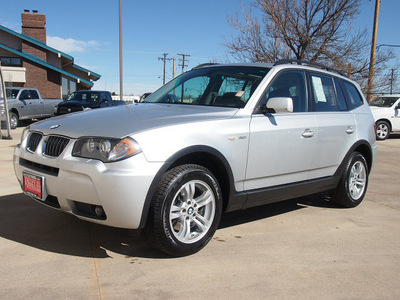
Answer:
[9,112,18,130]
[376,120,390,140]
[145,164,222,256]
[331,152,368,208]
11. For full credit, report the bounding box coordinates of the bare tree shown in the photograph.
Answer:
[225,0,396,95]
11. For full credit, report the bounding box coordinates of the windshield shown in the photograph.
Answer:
[369,96,399,107]
[6,89,19,99]
[67,92,100,102]
[144,66,270,108]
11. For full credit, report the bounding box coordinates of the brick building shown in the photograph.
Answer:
[0,10,100,99]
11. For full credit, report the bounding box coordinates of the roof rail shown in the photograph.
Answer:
[192,63,219,70]
[274,59,347,77]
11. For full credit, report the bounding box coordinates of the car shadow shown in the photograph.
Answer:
[0,192,337,259]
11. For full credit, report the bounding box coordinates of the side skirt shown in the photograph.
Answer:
[227,176,340,211]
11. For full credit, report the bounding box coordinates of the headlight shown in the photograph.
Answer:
[72,137,141,162]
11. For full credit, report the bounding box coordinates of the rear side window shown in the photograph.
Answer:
[310,73,338,112]
[342,80,363,110]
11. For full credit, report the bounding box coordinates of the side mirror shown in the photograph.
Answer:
[262,97,293,114]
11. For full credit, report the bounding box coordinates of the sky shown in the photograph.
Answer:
[1,0,400,96]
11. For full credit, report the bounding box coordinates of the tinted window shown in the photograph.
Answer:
[20,90,31,100]
[0,57,22,67]
[265,70,307,112]
[30,90,39,99]
[310,73,338,112]
[342,80,363,109]
[6,89,20,99]
[369,96,399,107]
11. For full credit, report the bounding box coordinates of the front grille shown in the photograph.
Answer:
[19,158,59,176]
[44,136,69,157]
[27,132,42,152]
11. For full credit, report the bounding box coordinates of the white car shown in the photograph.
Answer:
[369,95,400,140]
[13,61,377,256]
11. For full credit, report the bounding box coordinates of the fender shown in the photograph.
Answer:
[138,145,237,229]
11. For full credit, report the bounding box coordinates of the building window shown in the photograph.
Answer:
[62,77,77,99]
[0,57,22,67]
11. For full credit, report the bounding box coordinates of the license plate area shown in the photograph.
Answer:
[23,172,46,201]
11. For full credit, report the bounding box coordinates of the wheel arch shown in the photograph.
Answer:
[139,145,235,228]
[9,108,19,117]
[335,140,374,178]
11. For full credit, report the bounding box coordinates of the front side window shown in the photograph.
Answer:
[30,90,39,99]
[144,66,270,108]
[19,90,31,100]
[369,96,399,108]
[264,70,307,112]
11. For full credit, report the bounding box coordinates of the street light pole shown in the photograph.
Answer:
[367,0,381,102]
[119,0,123,101]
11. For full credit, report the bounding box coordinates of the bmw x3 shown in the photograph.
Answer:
[13,61,378,256]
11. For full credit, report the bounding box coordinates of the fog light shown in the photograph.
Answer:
[94,206,105,217]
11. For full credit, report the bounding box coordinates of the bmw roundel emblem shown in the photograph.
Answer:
[50,124,61,130]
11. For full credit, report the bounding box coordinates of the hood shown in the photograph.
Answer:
[30,103,238,139]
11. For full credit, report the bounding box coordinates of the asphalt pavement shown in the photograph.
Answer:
[1,125,400,299]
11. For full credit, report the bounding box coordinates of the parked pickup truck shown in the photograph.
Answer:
[6,87,63,129]
[57,90,126,115]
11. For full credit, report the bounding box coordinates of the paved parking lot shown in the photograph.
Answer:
[1,125,400,299]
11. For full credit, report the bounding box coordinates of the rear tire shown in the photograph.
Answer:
[145,164,222,256]
[331,152,368,208]
[376,120,390,140]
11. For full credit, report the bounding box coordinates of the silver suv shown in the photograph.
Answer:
[13,61,377,256]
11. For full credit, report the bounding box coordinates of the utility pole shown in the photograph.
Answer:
[119,0,123,101]
[390,68,394,94]
[158,53,172,84]
[367,0,381,102]
[177,53,190,73]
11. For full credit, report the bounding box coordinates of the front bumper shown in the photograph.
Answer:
[13,136,163,229]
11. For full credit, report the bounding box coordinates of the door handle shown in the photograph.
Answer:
[346,126,354,134]
[302,129,314,138]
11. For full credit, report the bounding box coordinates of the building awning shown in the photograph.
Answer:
[0,43,94,87]
[0,24,101,82]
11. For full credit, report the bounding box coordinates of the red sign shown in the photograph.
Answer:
[24,174,42,199]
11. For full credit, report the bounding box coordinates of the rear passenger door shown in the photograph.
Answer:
[308,73,357,179]
[245,70,318,191]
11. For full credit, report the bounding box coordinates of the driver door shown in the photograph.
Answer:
[245,70,317,195]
